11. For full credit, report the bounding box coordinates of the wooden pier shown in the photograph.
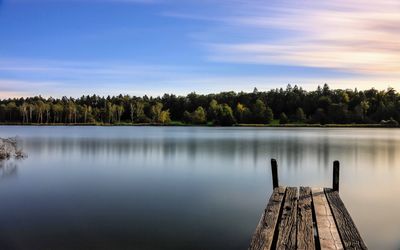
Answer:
[249,159,367,250]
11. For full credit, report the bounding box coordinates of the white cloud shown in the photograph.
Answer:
[2,0,400,98]
[168,0,400,76]
[0,58,197,79]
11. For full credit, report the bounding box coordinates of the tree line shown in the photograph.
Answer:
[0,84,399,126]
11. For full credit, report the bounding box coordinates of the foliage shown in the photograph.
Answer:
[184,106,207,124]
[279,112,288,124]
[295,107,306,122]
[215,104,236,126]
[0,84,400,126]
[235,103,250,123]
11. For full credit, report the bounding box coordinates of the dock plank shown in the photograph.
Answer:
[249,186,286,250]
[297,187,315,250]
[312,188,343,250]
[277,187,297,250]
[324,188,367,249]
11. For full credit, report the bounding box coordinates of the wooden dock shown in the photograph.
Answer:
[249,160,367,250]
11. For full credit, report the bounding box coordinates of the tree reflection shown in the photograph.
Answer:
[0,160,18,179]
[18,134,400,176]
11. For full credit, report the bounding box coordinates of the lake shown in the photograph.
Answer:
[0,126,399,249]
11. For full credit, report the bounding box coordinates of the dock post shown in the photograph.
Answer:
[333,160,340,192]
[271,159,279,189]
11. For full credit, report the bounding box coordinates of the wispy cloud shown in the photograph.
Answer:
[168,0,400,76]
[0,58,199,80]
[2,0,400,98]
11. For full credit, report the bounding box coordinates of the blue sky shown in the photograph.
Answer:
[0,0,399,98]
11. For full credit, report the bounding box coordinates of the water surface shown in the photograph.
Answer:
[0,126,399,249]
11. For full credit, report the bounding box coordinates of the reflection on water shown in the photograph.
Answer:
[0,126,399,249]
[0,161,18,179]
[20,130,400,170]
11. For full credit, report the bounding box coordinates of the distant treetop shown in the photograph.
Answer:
[0,85,399,126]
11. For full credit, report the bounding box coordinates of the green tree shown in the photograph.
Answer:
[2,84,400,126]
[318,96,332,111]
[252,99,267,123]
[6,102,17,121]
[35,101,45,123]
[150,102,164,123]
[19,103,29,123]
[44,103,51,123]
[279,112,288,124]
[295,107,306,122]
[28,104,35,122]
[0,104,6,122]
[328,103,348,123]
[130,100,145,122]
[159,110,171,124]
[52,103,63,123]
[116,105,124,123]
[105,102,114,123]
[312,108,328,124]
[66,101,78,123]
[215,104,236,126]
[235,103,250,123]
[183,111,192,124]
[191,106,207,124]
[341,92,350,104]
[81,104,91,123]
[265,106,273,124]
[208,99,219,122]
[360,100,369,120]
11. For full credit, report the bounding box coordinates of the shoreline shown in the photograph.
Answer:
[0,123,398,128]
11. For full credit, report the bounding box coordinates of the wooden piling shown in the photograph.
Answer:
[333,160,340,192]
[271,159,279,189]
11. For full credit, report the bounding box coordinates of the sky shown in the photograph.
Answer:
[0,0,400,98]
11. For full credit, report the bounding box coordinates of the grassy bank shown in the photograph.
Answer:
[236,123,391,128]
[0,121,398,128]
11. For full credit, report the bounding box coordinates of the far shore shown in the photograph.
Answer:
[0,122,398,128]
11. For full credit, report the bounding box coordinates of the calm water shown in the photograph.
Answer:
[0,126,399,249]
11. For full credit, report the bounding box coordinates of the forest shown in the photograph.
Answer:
[0,84,399,126]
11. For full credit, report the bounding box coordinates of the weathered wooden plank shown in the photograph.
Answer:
[312,188,343,250]
[249,186,286,250]
[276,187,297,250]
[324,188,367,249]
[297,187,315,250]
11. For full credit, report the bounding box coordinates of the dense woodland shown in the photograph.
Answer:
[1,84,399,126]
